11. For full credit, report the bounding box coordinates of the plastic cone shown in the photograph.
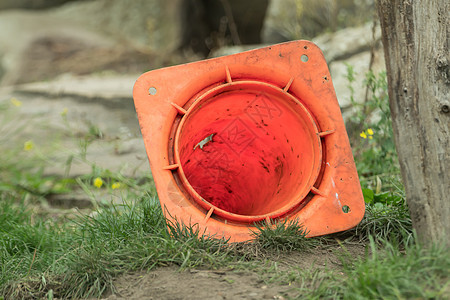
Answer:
[133,40,365,242]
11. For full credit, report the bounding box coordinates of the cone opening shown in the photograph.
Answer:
[174,81,322,222]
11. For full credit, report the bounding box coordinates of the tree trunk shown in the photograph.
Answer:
[376,1,449,246]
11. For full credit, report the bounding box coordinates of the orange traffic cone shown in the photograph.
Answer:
[133,40,364,242]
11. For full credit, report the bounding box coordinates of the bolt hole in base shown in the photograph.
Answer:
[149,87,157,95]
[174,81,322,223]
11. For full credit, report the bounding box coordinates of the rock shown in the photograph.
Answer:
[14,73,139,100]
[262,0,375,44]
[209,44,268,58]
[0,10,158,86]
[329,47,385,111]
[46,192,93,209]
[313,22,382,64]
[0,72,149,179]
[261,0,299,43]
[0,0,79,10]
[53,0,182,50]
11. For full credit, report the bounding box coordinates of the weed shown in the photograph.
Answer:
[346,66,399,183]
[357,187,412,244]
[0,101,76,201]
[251,219,319,252]
[345,65,413,245]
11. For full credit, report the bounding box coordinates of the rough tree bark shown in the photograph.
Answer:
[376,1,449,246]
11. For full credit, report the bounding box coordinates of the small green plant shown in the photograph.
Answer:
[345,65,413,245]
[251,219,318,252]
[353,178,412,244]
[0,100,75,200]
[346,65,399,181]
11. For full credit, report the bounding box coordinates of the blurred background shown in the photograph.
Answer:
[0,0,388,190]
[0,0,381,86]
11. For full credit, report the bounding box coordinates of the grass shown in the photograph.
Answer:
[259,236,450,299]
[251,219,319,252]
[0,195,74,298]
[0,195,242,299]
[2,193,448,299]
[337,239,450,299]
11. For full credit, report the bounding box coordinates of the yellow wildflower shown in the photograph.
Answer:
[23,140,34,151]
[61,108,68,117]
[111,182,121,189]
[367,128,374,135]
[359,131,367,139]
[10,97,22,107]
[369,136,373,140]
[93,177,103,188]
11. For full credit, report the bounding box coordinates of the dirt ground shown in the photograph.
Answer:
[102,242,365,300]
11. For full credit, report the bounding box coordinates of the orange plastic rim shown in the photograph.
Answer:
[174,81,322,223]
[133,40,365,242]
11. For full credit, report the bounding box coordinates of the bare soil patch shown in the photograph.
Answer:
[102,242,365,300]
